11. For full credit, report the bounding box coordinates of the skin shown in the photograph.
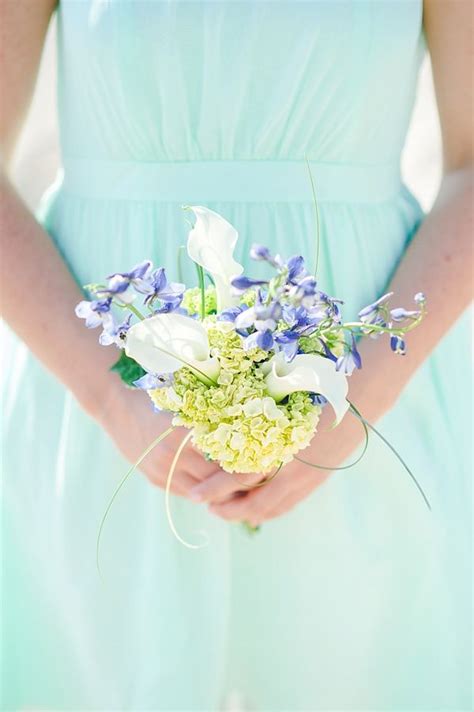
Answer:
[1,2,472,524]
[0,0,224,498]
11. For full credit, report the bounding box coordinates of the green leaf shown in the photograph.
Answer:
[110,350,146,387]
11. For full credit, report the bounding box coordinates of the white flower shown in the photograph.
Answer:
[186,206,244,310]
[125,313,220,385]
[242,398,264,417]
[263,353,349,424]
[262,397,286,421]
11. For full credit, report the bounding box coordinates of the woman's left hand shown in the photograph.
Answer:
[208,459,330,527]
[189,405,365,526]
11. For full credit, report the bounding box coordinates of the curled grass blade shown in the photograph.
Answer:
[165,431,209,549]
[96,426,175,578]
[348,401,431,511]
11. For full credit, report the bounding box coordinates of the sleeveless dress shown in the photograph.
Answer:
[2,1,471,709]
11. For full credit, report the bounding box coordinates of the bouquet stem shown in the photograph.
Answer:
[241,520,261,535]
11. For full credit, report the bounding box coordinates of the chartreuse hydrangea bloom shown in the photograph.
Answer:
[148,319,321,473]
[182,285,217,316]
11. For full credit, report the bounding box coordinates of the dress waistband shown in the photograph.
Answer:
[60,158,402,204]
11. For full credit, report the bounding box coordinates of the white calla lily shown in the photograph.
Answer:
[186,206,244,310]
[125,313,220,385]
[263,353,349,424]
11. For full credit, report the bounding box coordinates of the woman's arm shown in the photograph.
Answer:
[0,1,223,494]
[195,0,473,522]
[0,0,118,415]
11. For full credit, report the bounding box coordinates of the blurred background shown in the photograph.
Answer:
[11,17,443,215]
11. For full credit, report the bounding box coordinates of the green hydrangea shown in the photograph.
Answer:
[182,286,217,316]
[149,320,321,473]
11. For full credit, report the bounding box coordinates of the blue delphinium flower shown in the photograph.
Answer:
[286,255,307,283]
[75,297,113,328]
[217,305,249,323]
[235,292,281,330]
[390,335,406,355]
[249,244,282,269]
[99,314,133,347]
[314,292,343,324]
[288,275,318,305]
[310,394,328,406]
[75,297,127,346]
[134,373,174,389]
[281,304,322,336]
[233,291,283,352]
[318,338,338,363]
[231,275,269,292]
[336,335,362,375]
[136,267,185,309]
[358,292,393,327]
[97,260,153,301]
[390,307,419,322]
[274,330,299,361]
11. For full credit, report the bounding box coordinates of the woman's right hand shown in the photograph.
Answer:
[97,378,225,498]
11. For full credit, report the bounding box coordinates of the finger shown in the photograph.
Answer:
[258,489,307,524]
[189,470,264,503]
[254,475,319,524]
[144,464,200,497]
[208,475,289,524]
[184,451,222,480]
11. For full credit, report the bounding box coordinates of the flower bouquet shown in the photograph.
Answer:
[76,197,428,561]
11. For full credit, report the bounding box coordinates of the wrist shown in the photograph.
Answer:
[73,360,124,424]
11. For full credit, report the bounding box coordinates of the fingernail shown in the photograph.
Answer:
[190,489,204,502]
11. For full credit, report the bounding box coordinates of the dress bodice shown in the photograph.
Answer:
[57,0,425,167]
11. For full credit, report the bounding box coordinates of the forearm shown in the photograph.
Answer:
[305,167,473,466]
[0,172,119,416]
[351,166,473,420]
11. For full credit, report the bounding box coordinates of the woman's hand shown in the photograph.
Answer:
[207,459,329,528]
[189,405,365,525]
[98,379,225,497]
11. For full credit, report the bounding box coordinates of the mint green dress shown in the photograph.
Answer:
[2,1,471,709]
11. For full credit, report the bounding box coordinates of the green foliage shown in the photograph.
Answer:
[110,350,146,387]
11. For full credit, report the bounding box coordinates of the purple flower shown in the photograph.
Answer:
[274,330,299,361]
[336,335,362,375]
[217,305,249,323]
[286,255,307,283]
[231,275,268,292]
[318,338,338,362]
[243,328,274,352]
[390,335,406,355]
[293,275,317,297]
[249,244,284,269]
[256,329,274,351]
[235,293,282,333]
[75,298,112,328]
[390,307,419,322]
[152,301,187,315]
[310,394,328,406]
[319,293,343,323]
[136,267,185,309]
[358,292,393,328]
[99,314,133,347]
[134,373,174,389]
[250,244,272,261]
[98,261,153,299]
